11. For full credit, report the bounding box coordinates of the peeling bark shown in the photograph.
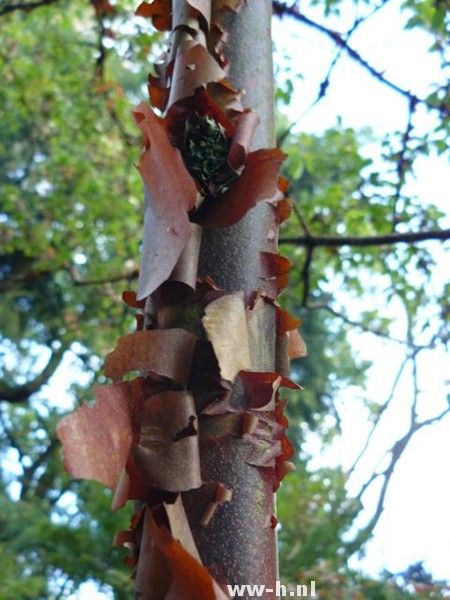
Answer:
[57,2,303,598]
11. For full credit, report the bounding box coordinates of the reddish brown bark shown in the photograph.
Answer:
[57,2,303,598]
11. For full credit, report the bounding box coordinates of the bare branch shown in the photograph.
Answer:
[300,246,314,306]
[309,303,416,346]
[347,354,410,478]
[292,204,313,237]
[69,266,139,286]
[353,406,450,544]
[348,427,415,551]
[0,0,60,16]
[272,1,448,115]
[276,1,392,143]
[349,327,450,550]
[0,344,66,404]
[392,97,418,226]
[280,228,450,248]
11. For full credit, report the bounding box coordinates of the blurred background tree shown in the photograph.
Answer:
[0,0,448,597]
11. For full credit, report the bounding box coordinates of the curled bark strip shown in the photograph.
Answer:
[171,3,197,33]
[275,306,306,359]
[274,400,296,487]
[142,0,219,111]
[149,73,170,111]
[275,332,290,378]
[244,403,296,488]
[56,379,144,490]
[135,0,172,31]
[113,462,180,510]
[200,482,233,526]
[212,0,247,13]
[202,292,251,382]
[168,40,226,108]
[113,529,135,553]
[169,223,203,289]
[274,198,292,224]
[276,460,296,480]
[104,329,197,385]
[259,251,291,298]
[134,507,172,599]
[112,468,133,511]
[276,307,301,334]
[138,183,191,300]
[133,103,199,299]
[147,508,230,599]
[244,419,283,468]
[288,328,307,358]
[182,481,233,528]
[241,411,259,435]
[227,109,260,170]
[194,149,286,229]
[147,53,173,109]
[132,391,202,492]
[187,0,212,26]
[246,428,296,492]
[207,80,244,125]
[189,339,231,414]
[165,495,202,560]
[122,290,146,309]
[112,529,138,569]
[245,293,276,371]
[239,371,299,411]
[207,22,229,67]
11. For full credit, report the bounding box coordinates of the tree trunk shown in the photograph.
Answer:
[57,2,294,599]
[191,1,279,594]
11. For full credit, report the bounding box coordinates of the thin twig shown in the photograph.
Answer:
[309,303,419,347]
[300,245,314,306]
[69,266,139,286]
[292,203,313,237]
[272,1,449,115]
[280,228,450,247]
[277,1,392,143]
[347,355,410,478]
[392,97,418,228]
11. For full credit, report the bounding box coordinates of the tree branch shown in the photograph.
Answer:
[272,1,448,115]
[392,97,417,226]
[0,344,66,403]
[309,302,419,347]
[0,0,60,16]
[350,405,450,550]
[347,354,410,478]
[0,408,25,458]
[69,266,139,286]
[347,309,450,551]
[300,245,314,306]
[280,228,450,248]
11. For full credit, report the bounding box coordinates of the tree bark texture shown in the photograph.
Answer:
[193,2,278,594]
[56,2,301,599]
